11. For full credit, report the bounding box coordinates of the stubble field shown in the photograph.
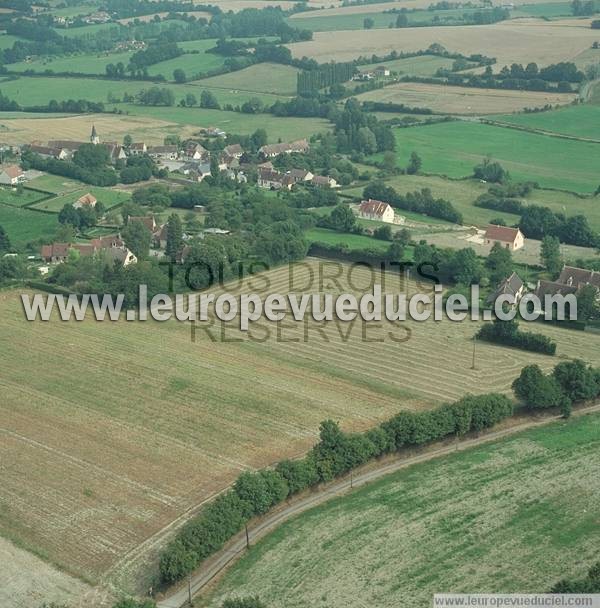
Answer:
[287,19,599,68]
[355,83,576,114]
[2,260,600,602]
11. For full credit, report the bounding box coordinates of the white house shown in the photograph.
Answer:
[358,199,395,224]
[484,225,525,251]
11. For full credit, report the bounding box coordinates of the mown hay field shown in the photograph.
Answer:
[287,19,600,68]
[383,122,600,193]
[0,206,58,247]
[2,260,600,597]
[209,411,600,608]
[356,83,576,114]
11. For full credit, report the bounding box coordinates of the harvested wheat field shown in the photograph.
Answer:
[355,83,576,114]
[2,261,600,601]
[0,114,200,147]
[287,20,600,68]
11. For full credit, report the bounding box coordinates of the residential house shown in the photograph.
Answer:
[73,193,97,209]
[0,164,25,186]
[287,168,313,185]
[203,127,226,137]
[311,175,339,189]
[557,266,600,291]
[184,142,209,161]
[147,145,179,161]
[486,272,525,306]
[40,238,134,266]
[374,66,390,77]
[484,225,525,251]
[257,167,295,190]
[128,215,166,248]
[181,161,211,181]
[358,199,395,224]
[28,144,69,160]
[128,142,148,156]
[223,144,244,159]
[102,246,137,267]
[258,139,310,159]
[103,143,127,164]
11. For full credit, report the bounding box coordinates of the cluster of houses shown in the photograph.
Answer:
[40,235,137,267]
[487,265,600,316]
[353,66,391,82]
[257,164,339,191]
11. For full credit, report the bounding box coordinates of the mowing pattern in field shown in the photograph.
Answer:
[356,83,576,115]
[387,122,600,193]
[192,63,300,96]
[209,411,600,608]
[2,261,600,593]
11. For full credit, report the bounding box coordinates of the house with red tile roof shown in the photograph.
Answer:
[484,225,524,251]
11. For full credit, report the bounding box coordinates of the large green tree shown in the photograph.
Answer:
[122,220,152,260]
[540,235,562,277]
[165,213,183,260]
[486,241,513,284]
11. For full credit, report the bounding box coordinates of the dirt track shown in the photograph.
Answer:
[157,402,600,608]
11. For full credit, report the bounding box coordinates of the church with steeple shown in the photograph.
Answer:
[90,125,100,145]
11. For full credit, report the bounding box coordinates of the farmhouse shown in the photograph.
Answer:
[128,142,148,156]
[311,175,339,189]
[128,215,166,247]
[486,272,525,306]
[374,66,390,76]
[148,145,179,161]
[223,144,244,159]
[185,142,209,161]
[28,144,69,160]
[484,225,525,251]
[0,164,25,186]
[258,139,310,158]
[258,167,292,190]
[287,168,313,184]
[73,193,97,209]
[533,265,600,312]
[358,199,395,223]
[40,237,136,266]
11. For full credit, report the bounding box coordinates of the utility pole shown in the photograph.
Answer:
[350,471,353,488]
[188,573,192,607]
[471,335,477,370]
[245,523,250,550]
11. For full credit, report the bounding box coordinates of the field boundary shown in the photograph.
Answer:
[156,401,600,608]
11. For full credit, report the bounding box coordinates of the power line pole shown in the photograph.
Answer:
[471,335,477,370]
[245,523,250,550]
[188,573,192,607]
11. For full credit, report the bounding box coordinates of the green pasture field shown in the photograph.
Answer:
[343,174,600,230]
[194,63,301,96]
[54,22,123,38]
[0,187,49,208]
[305,227,391,251]
[31,187,130,213]
[358,55,456,77]
[27,175,85,195]
[384,122,600,193]
[0,76,287,107]
[510,1,573,17]
[123,104,331,141]
[6,51,134,75]
[0,35,27,50]
[493,105,600,140]
[287,7,497,31]
[209,411,600,608]
[0,206,58,247]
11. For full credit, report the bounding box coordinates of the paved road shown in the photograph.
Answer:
[157,403,600,608]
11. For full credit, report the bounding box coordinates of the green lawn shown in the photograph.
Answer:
[305,227,391,251]
[0,206,58,248]
[0,187,49,208]
[493,105,600,141]
[209,412,600,608]
[386,122,600,193]
[53,22,123,38]
[146,49,227,80]
[123,104,331,141]
[195,63,301,96]
[31,187,130,213]
[0,35,27,50]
